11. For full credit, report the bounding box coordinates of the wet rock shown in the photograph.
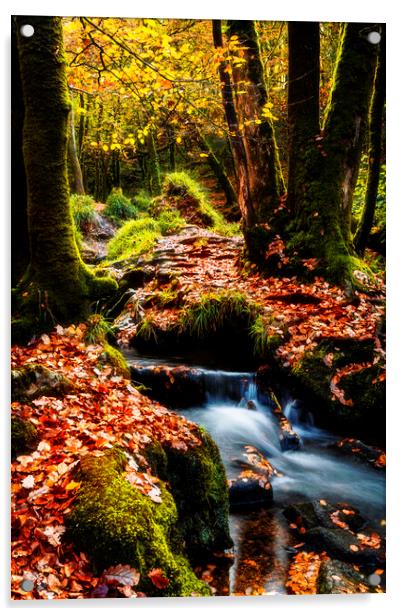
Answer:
[228,474,273,510]
[334,438,385,471]
[317,559,371,594]
[129,364,206,408]
[12,364,76,402]
[119,265,155,290]
[306,527,385,566]
[284,500,367,533]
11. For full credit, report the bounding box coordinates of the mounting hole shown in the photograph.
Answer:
[20,24,34,38]
[367,31,381,44]
[367,573,381,586]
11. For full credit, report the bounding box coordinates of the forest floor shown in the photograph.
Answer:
[11,221,386,599]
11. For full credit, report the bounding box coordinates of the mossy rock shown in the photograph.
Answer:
[291,339,385,440]
[99,344,130,379]
[317,559,371,594]
[161,427,233,557]
[11,416,38,459]
[65,448,210,597]
[11,364,76,403]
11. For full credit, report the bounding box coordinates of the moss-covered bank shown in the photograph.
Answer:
[66,447,211,597]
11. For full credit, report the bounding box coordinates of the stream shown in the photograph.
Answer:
[125,352,386,595]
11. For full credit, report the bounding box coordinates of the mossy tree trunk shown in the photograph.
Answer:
[354,26,386,256]
[146,131,162,196]
[14,16,116,337]
[11,17,29,286]
[287,22,320,215]
[67,92,85,195]
[286,22,379,283]
[197,133,237,207]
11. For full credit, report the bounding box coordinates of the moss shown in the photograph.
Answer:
[11,363,75,402]
[291,339,384,437]
[66,448,210,597]
[11,416,38,459]
[107,218,161,262]
[153,172,232,232]
[101,343,130,379]
[15,17,117,333]
[104,187,138,222]
[162,427,233,557]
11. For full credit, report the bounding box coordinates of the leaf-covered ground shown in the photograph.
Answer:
[11,325,202,600]
[114,226,385,402]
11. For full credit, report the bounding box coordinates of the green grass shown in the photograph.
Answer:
[136,317,158,343]
[179,290,260,338]
[107,218,161,261]
[84,313,113,344]
[133,189,153,213]
[157,208,186,235]
[70,194,97,231]
[160,172,239,236]
[104,187,138,221]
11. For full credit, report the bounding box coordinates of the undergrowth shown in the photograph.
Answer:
[104,187,138,222]
[70,194,97,231]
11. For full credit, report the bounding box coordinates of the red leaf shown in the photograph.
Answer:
[148,568,170,589]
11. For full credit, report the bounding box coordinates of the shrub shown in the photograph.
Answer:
[133,189,153,213]
[104,187,138,221]
[107,218,160,261]
[70,194,97,231]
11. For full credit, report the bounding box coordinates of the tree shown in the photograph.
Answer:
[67,92,86,195]
[13,16,116,340]
[11,18,29,286]
[354,26,386,256]
[287,22,320,215]
[285,22,379,283]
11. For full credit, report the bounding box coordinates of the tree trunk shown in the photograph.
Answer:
[67,93,85,195]
[14,16,116,337]
[286,22,379,283]
[146,131,162,196]
[226,20,285,221]
[287,22,320,214]
[11,17,29,286]
[197,134,237,207]
[212,19,255,228]
[354,26,386,256]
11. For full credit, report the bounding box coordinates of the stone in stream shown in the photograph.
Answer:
[284,500,367,533]
[334,438,386,471]
[306,526,385,566]
[228,445,277,510]
[317,559,372,594]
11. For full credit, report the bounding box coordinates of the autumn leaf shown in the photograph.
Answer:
[148,568,170,589]
[102,564,140,587]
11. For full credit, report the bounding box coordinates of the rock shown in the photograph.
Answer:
[11,416,38,459]
[12,364,76,402]
[317,559,371,594]
[229,474,273,510]
[119,265,155,290]
[284,500,367,533]
[306,527,385,566]
[65,447,211,597]
[334,438,385,471]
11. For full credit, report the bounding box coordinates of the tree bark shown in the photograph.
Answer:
[287,22,320,214]
[197,134,237,207]
[286,22,379,283]
[11,17,29,286]
[212,19,255,227]
[354,26,386,256]
[67,93,85,195]
[226,20,285,221]
[14,16,116,336]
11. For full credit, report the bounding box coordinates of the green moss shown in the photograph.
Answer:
[102,343,130,379]
[107,218,160,262]
[291,339,384,433]
[104,187,138,222]
[11,416,38,459]
[162,427,233,556]
[66,448,209,597]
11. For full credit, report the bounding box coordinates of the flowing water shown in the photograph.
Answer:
[125,354,386,595]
